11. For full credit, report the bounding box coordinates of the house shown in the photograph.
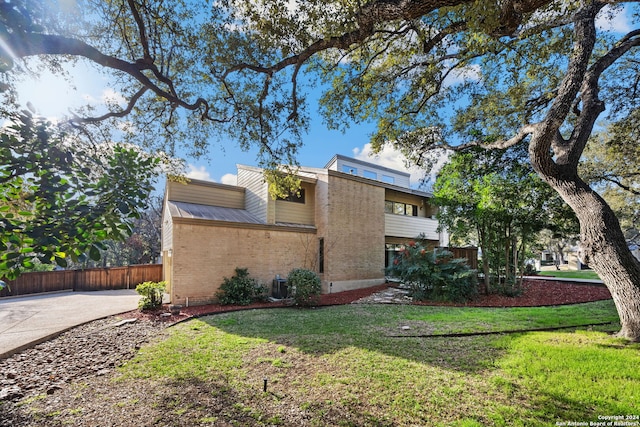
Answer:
[161,154,449,306]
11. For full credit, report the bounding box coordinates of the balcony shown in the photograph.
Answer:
[384,214,439,240]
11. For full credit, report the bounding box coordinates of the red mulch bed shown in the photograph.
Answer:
[122,279,611,324]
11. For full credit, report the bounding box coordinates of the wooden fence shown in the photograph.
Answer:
[447,246,479,270]
[0,264,163,298]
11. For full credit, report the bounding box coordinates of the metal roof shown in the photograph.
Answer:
[167,201,263,224]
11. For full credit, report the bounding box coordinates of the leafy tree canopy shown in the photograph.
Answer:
[433,147,578,289]
[581,111,640,241]
[0,112,165,280]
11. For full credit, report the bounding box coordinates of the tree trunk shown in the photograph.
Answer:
[504,228,510,285]
[546,177,640,341]
[478,223,490,294]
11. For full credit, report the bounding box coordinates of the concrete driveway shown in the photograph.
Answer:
[0,290,141,359]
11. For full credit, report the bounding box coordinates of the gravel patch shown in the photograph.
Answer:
[0,316,167,426]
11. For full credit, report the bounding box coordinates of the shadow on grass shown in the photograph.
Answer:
[190,305,636,424]
[200,304,507,373]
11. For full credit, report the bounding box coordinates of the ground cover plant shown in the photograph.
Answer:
[81,299,639,427]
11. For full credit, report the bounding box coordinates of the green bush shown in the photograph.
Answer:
[490,278,524,297]
[386,240,478,303]
[216,267,266,305]
[287,268,321,307]
[136,281,166,310]
[523,263,538,276]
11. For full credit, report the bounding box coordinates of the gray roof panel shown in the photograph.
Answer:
[168,201,263,224]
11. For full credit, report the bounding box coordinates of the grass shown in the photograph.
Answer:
[119,300,639,426]
[538,270,601,280]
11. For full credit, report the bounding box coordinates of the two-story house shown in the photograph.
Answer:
[162,154,448,306]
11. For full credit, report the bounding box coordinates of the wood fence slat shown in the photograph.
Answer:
[0,264,163,297]
[447,247,479,270]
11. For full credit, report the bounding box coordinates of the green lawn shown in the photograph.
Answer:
[537,270,601,280]
[119,301,638,426]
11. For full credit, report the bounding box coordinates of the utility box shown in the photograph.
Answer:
[272,276,288,299]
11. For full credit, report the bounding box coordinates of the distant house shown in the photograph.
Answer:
[161,154,449,306]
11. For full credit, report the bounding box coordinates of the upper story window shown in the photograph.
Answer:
[363,170,377,179]
[278,189,306,204]
[342,165,357,174]
[381,175,395,184]
[385,200,418,216]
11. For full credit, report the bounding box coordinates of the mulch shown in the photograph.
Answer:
[122,279,612,324]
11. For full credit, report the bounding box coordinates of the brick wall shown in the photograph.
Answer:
[170,220,317,305]
[320,172,386,292]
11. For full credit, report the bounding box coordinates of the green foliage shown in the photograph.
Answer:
[523,263,537,276]
[286,268,321,307]
[433,149,577,292]
[264,168,302,201]
[216,268,266,306]
[136,281,166,310]
[490,278,523,298]
[0,112,162,280]
[581,113,640,238]
[386,239,478,303]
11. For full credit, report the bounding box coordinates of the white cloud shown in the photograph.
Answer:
[185,165,237,185]
[352,143,425,187]
[220,173,237,185]
[100,88,126,106]
[352,143,450,189]
[596,5,633,33]
[185,164,214,181]
[442,63,482,87]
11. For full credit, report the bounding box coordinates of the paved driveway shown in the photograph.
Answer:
[0,290,141,359]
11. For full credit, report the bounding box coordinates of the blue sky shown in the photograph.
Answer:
[13,3,634,190]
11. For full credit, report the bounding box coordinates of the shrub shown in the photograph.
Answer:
[136,281,166,310]
[523,263,538,276]
[490,278,524,297]
[287,268,321,307]
[216,267,266,305]
[386,241,478,303]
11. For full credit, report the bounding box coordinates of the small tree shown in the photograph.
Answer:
[287,268,322,307]
[387,239,478,303]
[136,281,166,310]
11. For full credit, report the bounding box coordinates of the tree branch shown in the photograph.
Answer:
[69,87,148,124]
[566,28,640,167]
[527,2,602,178]
[6,32,220,122]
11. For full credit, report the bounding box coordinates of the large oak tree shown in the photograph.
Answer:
[2,0,640,339]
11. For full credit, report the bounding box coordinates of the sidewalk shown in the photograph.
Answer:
[0,290,141,359]
[524,275,605,285]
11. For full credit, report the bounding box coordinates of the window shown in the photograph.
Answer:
[381,175,395,184]
[385,200,418,217]
[394,202,405,215]
[318,238,324,273]
[342,165,357,174]
[384,201,394,214]
[278,188,305,204]
[363,170,377,179]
